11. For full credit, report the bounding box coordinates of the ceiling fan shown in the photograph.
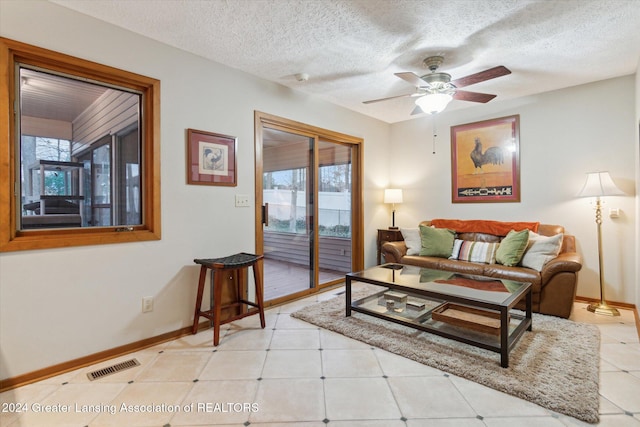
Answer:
[363,56,511,115]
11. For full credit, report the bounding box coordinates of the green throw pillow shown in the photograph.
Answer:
[496,229,530,266]
[419,225,455,258]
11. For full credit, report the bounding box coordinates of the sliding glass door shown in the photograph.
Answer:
[317,139,353,284]
[255,113,362,306]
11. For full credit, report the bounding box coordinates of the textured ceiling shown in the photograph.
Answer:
[52,0,640,123]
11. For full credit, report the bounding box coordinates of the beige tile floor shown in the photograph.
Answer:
[2,284,639,427]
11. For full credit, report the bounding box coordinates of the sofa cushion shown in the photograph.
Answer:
[398,255,542,286]
[401,255,487,276]
[496,229,529,266]
[450,240,499,264]
[482,263,542,286]
[457,232,501,243]
[521,231,564,271]
[400,228,421,255]
[419,225,455,257]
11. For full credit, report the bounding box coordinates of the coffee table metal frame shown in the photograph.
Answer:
[345,264,532,368]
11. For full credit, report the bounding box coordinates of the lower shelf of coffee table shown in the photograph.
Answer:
[352,290,442,321]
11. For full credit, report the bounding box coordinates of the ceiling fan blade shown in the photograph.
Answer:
[453,90,497,103]
[395,72,428,87]
[451,66,511,88]
[363,92,420,104]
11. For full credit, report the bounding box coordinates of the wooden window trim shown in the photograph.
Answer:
[0,37,161,252]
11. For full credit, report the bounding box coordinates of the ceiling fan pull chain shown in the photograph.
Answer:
[432,117,437,154]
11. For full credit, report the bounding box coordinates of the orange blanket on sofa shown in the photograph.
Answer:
[431,219,539,236]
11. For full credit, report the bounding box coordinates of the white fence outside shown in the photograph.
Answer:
[264,189,351,228]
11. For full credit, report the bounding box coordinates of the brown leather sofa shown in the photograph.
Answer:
[381,220,583,318]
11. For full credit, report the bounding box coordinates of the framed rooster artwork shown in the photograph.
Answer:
[186,128,237,186]
[450,115,520,203]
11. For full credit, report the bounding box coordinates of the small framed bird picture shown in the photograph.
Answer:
[450,115,520,203]
[187,128,237,186]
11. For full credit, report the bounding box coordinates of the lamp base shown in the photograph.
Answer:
[587,302,620,316]
[388,226,399,230]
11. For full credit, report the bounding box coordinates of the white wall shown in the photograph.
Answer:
[0,1,390,379]
[390,76,638,304]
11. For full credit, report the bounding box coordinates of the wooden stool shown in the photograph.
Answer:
[192,252,265,345]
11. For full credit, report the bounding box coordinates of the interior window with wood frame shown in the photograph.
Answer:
[0,38,161,252]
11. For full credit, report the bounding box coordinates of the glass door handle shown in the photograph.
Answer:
[262,203,269,226]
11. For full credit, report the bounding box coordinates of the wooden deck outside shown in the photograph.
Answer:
[264,231,351,272]
[262,230,350,302]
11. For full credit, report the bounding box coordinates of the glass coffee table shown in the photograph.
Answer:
[345,264,532,368]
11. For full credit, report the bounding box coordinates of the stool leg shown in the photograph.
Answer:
[192,266,208,334]
[212,268,225,346]
[252,261,266,329]
[209,269,215,327]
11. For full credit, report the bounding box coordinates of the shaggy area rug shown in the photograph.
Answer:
[291,289,601,423]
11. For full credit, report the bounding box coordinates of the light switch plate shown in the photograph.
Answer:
[235,194,250,207]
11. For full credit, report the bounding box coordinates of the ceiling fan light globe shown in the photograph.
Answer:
[415,93,453,114]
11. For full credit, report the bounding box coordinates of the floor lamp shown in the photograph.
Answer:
[384,189,403,230]
[577,171,623,316]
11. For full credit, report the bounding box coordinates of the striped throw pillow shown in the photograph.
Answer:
[450,240,499,264]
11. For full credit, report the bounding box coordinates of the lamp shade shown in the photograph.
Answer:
[415,93,453,114]
[577,172,624,198]
[384,188,403,204]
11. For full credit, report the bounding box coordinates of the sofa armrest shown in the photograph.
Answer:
[381,241,407,263]
[540,252,582,283]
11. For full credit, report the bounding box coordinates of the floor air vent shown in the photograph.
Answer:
[87,358,140,381]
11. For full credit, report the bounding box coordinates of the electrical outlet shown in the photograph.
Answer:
[235,194,250,207]
[142,296,154,313]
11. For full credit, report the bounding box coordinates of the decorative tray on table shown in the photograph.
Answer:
[431,303,505,336]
